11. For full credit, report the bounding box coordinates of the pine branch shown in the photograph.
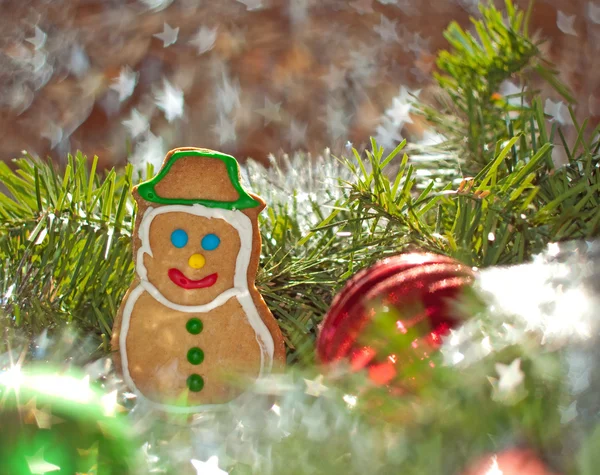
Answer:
[2,117,596,358]
[250,152,405,364]
[0,153,136,349]
[328,103,599,270]
[417,0,574,175]
[0,0,596,368]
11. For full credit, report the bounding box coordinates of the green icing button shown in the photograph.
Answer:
[186,317,203,335]
[186,374,204,392]
[187,347,205,365]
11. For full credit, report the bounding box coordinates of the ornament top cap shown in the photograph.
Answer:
[136,147,260,210]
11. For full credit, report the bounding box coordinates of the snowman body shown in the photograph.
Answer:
[118,204,275,413]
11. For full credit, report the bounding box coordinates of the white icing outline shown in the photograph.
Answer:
[120,204,274,413]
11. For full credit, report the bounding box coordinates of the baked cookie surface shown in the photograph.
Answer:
[112,147,285,413]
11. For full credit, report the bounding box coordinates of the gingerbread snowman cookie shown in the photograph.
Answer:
[112,147,285,413]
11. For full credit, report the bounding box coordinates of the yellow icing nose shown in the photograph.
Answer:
[188,253,206,269]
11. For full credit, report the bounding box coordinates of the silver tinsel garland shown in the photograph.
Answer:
[1,241,599,473]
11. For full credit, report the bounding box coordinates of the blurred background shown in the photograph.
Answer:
[0,0,598,169]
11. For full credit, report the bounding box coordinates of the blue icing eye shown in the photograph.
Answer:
[201,233,220,251]
[171,229,188,248]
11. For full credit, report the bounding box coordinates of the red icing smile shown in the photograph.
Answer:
[168,268,218,289]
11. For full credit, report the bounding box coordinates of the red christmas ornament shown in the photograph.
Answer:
[317,253,475,385]
[463,449,558,475]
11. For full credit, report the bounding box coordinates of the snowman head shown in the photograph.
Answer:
[132,148,264,308]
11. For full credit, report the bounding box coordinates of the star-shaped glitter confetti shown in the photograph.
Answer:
[123,108,150,139]
[26,448,60,474]
[139,0,173,11]
[69,45,90,78]
[557,11,577,36]
[495,358,524,394]
[375,117,402,150]
[566,351,592,394]
[499,80,528,108]
[253,374,297,395]
[321,65,346,91]
[287,120,308,148]
[457,0,480,14]
[552,145,569,168]
[304,374,328,397]
[83,357,113,381]
[589,2,600,24]
[410,67,428,83]
[191,456,229,475]
[400,85,420,102]
[386,99,413,127]
[129,132,166,171]
[7,83,33,114]
[153,22,179,47]
[41,123,63,150]
[385,86,419,127]
[215,75,241,115]
[343,393,358,408]
[482,456,503,475]
[289,0,310,25]
[77,441,99,474]
[441,345,465,366]
[212,114,237,146]
[544,99,573,126]
[141,442,160,466]
[237,0,263,11]
[374,15,400,43]
[110,66,138,102]
[560,401,578,424]
[256,97,282,124]
[189,26,218,55]
[350,0,374,14]
[26,26,47,50]
[407,32,431,55]
[29,49,48,74]
[101,390,122,417]
[154,79,184,122]
[23,398,57,429]
[396,0,418,15]
[322,104,350,141]
[347,46,378,84]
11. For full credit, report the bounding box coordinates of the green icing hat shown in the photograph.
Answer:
[137,149,260,210]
